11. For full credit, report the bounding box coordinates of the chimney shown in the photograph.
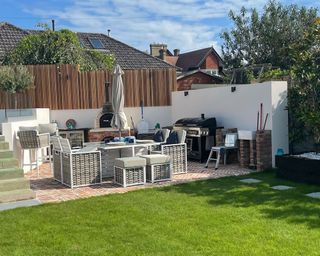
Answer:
[159,48,166,60]
[150,43,167,58]
[174,49,180,56]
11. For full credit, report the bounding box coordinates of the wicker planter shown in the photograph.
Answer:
[276,155,320,185]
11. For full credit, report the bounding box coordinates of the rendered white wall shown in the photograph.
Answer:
[50,106,173,130]
[271,82,289,165]
[172,81,288,167]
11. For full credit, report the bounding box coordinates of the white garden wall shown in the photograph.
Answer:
[172,81,288,167]
[50,106,173,130]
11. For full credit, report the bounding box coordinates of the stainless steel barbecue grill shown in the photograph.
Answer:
[174,117,217,162]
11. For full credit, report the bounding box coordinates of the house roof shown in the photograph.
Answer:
[175,47,223,72]
[0,22,29,61]
[177,69,223,81]
[77,33,174,69]
[0,22,174,70]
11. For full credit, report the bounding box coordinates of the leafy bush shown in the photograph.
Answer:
[289,18,320,145]
[3,26,115,71]
[0,65,34,93]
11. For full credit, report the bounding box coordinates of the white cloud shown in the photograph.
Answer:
[23,0,319,54]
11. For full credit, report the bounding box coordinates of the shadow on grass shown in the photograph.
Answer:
[160,170,320,229]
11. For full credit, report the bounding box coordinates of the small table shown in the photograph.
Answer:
[90,141,160,178]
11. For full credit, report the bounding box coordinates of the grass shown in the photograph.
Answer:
[1,170,320,256]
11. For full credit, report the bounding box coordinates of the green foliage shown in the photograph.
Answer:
[221,1,317,70]
[3,27,115,71]
[289,18,320,145]
[259,68,290,82]
[0,65,34,94]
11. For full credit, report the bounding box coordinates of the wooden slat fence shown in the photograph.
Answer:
[0,64,177,110]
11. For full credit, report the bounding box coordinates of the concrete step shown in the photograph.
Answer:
[0,189,36,203]
[0,135,5,142]
[0,141,9,150]
[0,150,13,159]
[0,158,19,169]
[0,168,24,180]
[0,178,30,192]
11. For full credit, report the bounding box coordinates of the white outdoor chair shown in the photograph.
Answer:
[205,133,238,170]
[17,129,52,177]
[151,129,187,174]
[51,136,63,183]
[59,138,102,188]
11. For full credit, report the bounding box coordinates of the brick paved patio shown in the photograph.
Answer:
[25,161,255,203]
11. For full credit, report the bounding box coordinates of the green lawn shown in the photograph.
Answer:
[1,170,320,256]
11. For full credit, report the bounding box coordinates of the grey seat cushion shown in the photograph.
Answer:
[19,126,38,132]
[115,157,146,168]
[139,154,170,165]
[38,123,58,135]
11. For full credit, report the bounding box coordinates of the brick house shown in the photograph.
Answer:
[150,44,224,90]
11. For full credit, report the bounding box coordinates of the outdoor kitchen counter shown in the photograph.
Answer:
[92,141,160,178]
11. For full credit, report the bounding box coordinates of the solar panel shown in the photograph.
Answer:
[88,38,104,49]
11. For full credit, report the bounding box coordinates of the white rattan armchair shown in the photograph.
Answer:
[59,138,102,188]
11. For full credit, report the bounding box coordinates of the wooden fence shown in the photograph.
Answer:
[0,64,177,110]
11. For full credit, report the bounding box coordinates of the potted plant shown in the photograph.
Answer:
[0,65,34,114]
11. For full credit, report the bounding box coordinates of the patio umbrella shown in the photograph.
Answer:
[111,64,128,137]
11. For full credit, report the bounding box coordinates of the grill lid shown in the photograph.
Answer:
[174,117,216,128]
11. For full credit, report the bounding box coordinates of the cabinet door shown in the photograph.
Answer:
[69,131,84,148]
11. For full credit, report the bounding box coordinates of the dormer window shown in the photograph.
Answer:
[88,38,104,49]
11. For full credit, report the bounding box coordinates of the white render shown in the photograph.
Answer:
[172,81,289,167]
[50,106,173,130]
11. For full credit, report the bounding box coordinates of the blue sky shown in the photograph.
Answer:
[0,0,319,54]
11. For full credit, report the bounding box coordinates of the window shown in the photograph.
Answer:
[79,39,86,48]
[88,38,104,49]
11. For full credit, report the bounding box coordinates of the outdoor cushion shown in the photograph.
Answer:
[166,131,179,144]
[139,154,170,165]
[19,126,38,132]
[153,130,163,142]
[115,157,146,168]
[38,123,58,136]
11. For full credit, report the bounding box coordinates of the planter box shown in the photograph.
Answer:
[275,155,320,185]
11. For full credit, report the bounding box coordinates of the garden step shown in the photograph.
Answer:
[0,141,9,150]
[0,135,5,142]
[0,168,24,180]
[0,189,36,203]
[0,178,30,192]
[0,158,19,169]
[0,150,13,159]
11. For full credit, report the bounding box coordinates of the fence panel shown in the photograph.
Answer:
[0,64,177,110]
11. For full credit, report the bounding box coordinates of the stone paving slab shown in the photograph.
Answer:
[239,178,262,184]
[0,199,41,212]
[306,192,320,199]
[271,185,294,190]
[25,162,255,203]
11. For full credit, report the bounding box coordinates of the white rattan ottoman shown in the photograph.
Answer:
[139,154,171,183]
[114,157,146,187]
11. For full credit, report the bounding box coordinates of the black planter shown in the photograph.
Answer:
[275,155,320,185]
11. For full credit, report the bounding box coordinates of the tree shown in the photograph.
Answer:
[0,65,34,109]
[289,18,320,149]
[221,1,317,70]
[3,26,114,71]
